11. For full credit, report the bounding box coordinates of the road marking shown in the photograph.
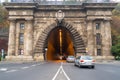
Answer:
[105,69,116,73]
[6,70,17,73]
[21,67,29,69]
[60,70,62,74]
[31,62,46,67]
[36,62,46,66]
[52,62,70,80]
[31,65,36,67]
[52,65,61,80]
[61,63,70,80]
[0,68,8,71]
[21,62,46,69]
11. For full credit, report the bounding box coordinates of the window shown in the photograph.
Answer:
[97,49,101,56]
[96,23,100,30]
[76,56,80,59]
[96,33,101,45]
[20,23,24,29]
[19,33,24,44]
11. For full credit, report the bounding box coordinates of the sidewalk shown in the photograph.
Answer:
[0,60,120,64]
[0,60,43,65]
[0,61,27,65]
[96,60,120,64]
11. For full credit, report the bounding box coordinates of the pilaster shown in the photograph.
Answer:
[87,20,94,55]
[8,20,16,56]
[15,22,20,56]
[24,19,33,56]
[102,20,112,56]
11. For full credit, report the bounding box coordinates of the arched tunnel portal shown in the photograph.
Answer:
[45,27,75,61]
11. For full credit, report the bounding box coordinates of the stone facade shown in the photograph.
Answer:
[4,3,117,61]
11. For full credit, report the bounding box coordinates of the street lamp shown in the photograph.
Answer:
[45,48,48,51]
[44,48,48,60]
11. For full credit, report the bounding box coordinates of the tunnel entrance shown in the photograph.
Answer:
[45,27,75,61]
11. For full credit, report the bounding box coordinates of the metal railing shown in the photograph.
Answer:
[11,0,33,3]
[33,1,83,5]
[10,0,83,5]
[10,0,114,5]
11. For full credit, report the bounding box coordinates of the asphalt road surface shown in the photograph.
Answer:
[0,61,120,80]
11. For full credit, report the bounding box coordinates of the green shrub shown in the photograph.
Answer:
[112,43,120,60]
[0,55,1,61]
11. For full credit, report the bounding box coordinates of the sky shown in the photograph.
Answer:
[0,0,120,2]
[0,0,10,2]
[113,0,120,2]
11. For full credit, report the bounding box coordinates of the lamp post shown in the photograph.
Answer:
[44,48,47,60]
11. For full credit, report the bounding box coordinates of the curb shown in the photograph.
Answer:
[0,61,44,65]
[96,60,120,64]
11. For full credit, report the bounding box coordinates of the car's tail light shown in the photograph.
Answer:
[80,60,84,62]
[92,60,95,62]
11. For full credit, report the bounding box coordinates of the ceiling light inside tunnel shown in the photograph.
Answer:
[59,29,62,55]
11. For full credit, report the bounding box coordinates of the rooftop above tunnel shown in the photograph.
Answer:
[3,2,117,10]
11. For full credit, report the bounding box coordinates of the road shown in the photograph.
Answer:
[0,61,120,80]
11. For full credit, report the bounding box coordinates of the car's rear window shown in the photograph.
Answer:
[81,56,93,60]
[68,56,74,58]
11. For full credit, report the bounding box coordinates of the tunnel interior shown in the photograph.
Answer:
[45,27,75,61]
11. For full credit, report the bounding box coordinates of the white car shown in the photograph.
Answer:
[66,56,75,62]
[74,56,95,69]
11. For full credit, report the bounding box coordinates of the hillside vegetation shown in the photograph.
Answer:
[0,4,9,58]
[111,3,120,60]
[0,4,9,27]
